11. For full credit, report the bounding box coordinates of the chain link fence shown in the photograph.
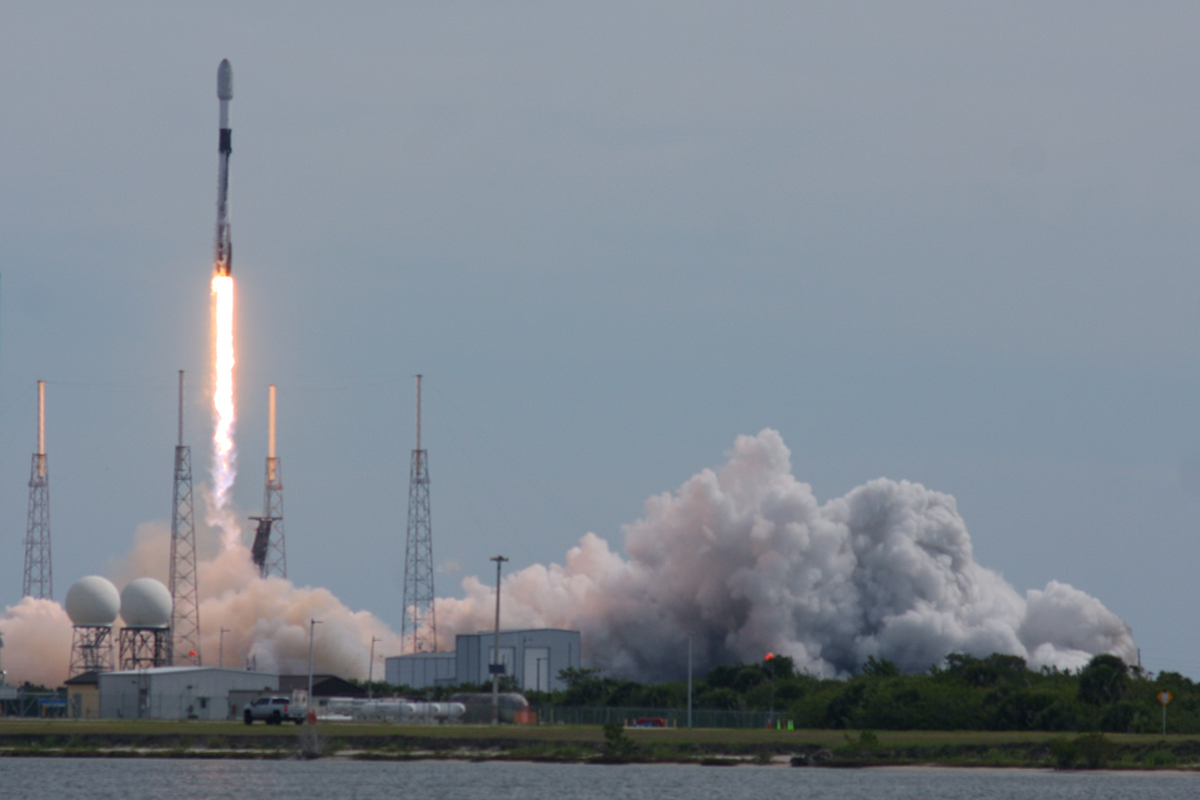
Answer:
[536,705,788,729]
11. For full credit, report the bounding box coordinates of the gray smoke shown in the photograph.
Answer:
[435,429,1135,680]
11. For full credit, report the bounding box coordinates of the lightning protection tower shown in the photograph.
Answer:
[23,380,51,599]
[251,384,286,578]
[169,371,201,665]
[401,375,436,653]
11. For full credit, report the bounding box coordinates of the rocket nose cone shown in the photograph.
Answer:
[217,59,233,100]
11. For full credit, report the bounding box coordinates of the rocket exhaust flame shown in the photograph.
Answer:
[208,60,239,548]
[209,275,238,547]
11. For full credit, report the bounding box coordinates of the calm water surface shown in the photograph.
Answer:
[1,758,1195,800]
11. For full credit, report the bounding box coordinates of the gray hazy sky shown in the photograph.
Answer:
[3,2,1200,674]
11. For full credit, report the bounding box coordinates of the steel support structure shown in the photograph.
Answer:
[119,628,171,671]
[401,375,436,653]
[169,371,201,665]
[255,384,287,578]
[69,626,114,676]
[261,457,286,577]
[22,381,51,599]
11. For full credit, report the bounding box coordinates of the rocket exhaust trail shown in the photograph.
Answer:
[210,59,239,548]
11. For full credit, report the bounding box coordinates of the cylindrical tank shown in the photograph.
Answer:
[402,701,466,722]
[65,576,121,627]
[120,578,172,628]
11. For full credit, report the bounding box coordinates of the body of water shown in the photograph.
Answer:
[1,758,1195,800]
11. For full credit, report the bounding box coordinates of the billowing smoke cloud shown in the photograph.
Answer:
[434,429,1135,681]
[193,545,401,676]
[0,508,400,687]
[0,597,73,686]
[0,429,1134,687]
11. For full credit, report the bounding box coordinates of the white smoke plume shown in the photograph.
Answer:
[193,545,402,676]
[0,597,73,687]
[0,512,401,687]
[0,429,1134,687]
[434,429,1135,681]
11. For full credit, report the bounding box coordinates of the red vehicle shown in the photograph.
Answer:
[635,717,667,728]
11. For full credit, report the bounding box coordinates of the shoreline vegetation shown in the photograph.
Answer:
[2,721,1200,769]
[12,652,1196,768]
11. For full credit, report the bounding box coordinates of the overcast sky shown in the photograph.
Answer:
[3,2,1200,675]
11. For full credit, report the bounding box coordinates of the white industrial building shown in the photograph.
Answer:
[387,651,457,688]
[99,667,278,720]
[386,629,581,692]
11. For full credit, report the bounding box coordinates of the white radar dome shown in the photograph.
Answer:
[65,576,120,627]
[120,578,172,628]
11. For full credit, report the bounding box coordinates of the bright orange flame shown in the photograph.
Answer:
[210,273,238,548]
[764,652,775,661]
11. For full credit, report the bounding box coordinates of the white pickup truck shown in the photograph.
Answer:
[243,696,306,725]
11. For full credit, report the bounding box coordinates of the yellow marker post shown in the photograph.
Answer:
[1157,690,1173,735]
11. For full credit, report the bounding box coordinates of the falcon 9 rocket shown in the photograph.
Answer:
[214,59,233,277]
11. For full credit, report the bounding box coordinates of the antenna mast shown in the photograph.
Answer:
[169,370,201,664]
[401,375,436,653]
[22,380,52,599]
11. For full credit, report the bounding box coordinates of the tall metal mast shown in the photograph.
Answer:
[22,380,51,599]
[169,371,201,665]
[252,384,286,578]
[401,375,436,653]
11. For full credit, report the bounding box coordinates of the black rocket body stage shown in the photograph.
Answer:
[214,59,233,277]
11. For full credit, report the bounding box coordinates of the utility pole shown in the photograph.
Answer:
[765,652,776,728]
[490,555,508,725]
[307,619,322,720]
[170,371,201,665]
[401,376,436,653]
[687,635,693,729]
[22,380,51,599]
[368,636,382,699]
[218,628,230,669]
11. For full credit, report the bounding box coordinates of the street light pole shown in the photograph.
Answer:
[368,636,382,699]
[308,619,322,720]
[764,652,776,728]
[490,555,508,725]
[218,628,230,669]
[687,634,693,729]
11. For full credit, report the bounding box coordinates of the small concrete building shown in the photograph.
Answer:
[385,629,581,692]
[65,672,101,719]
[99,667,278,720]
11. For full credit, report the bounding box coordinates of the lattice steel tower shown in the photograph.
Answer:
[401,375,436,653]
[251,384,286,578]
[22,380,51,599]
[169,371,201,665]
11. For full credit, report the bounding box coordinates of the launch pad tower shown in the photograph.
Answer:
[22,380,51,599]
[169,371,201,665]
[401,375,437,653]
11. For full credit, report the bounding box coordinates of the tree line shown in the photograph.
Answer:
[363,652,1200,733]
[551,653,1198,733]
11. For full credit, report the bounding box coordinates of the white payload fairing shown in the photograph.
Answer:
[214,59,233,277]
